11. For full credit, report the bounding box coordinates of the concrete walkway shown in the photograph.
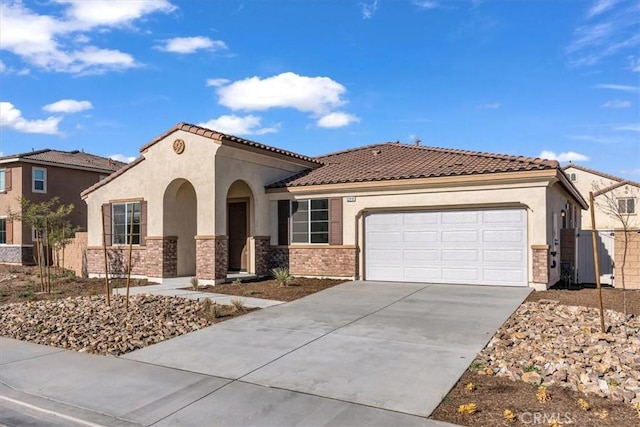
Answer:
[1,281,530,426]
[112,276,284,309]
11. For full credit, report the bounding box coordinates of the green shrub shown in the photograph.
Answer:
[271,267,293,287]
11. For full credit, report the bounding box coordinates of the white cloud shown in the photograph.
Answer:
[601,99,631,108]
[630,56,640,72]
[595,83,640,93]
[157,36,227,54]
[0,102,61,134]
[567,1,639,67]
[540,150,590,162]
[614,123,640,132]
[0,61,5,73]
[413,1,438,10]
[316,112,360,128]
[477,102,501,110]
[43,99,93,113]
[360,0,378,19]
[109,154,137,163]
[55,0,176,28]
[0,1,172,74]
[206,78,231,87]
[198,115,279,135]
[216,72,347,115]
[586,0,618,19]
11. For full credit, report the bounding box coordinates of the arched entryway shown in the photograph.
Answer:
[226,180,254,272]
[163,179,197,276]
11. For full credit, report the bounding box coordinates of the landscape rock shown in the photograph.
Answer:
[0,295,216,356]
[475,301,640,403]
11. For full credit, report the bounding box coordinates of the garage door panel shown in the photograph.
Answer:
[404,267,440,280]
[367,249,402,262]
[482,269,524,284]
[482,229,524,243]
[441,249,478,262]
[442,267,480,281]
[365,208,527,286]
[404,249,439,262]
[483,249,523,262]
[483,210,524,223]
[367,231,402,244]
[441,211,479,224]
[442,230,478,242]
[404,212,439,225]
[403,231,439,243]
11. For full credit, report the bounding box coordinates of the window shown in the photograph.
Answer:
[0,169,5,192]
[618,198,636,215]
[112,202,141,244]
[291,199,329,244]
[0,218,5,244]
[32,167,47,193]
[569,173,577,182]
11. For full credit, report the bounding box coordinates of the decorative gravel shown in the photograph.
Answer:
[0,295,218,356]
[474,301,640,404]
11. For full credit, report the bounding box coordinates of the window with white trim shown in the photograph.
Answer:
[32,167,47,193]
[0,218,6,244]
[290,199,329,244]
[0,169,5,192]
[618,198,636,215]
[112,202,141,244]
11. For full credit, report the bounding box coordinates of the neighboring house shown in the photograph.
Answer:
[81,123,587,290]
[0,149,125,264]
[563,164,640,288]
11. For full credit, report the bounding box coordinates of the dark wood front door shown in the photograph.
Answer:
[228,201,248,271]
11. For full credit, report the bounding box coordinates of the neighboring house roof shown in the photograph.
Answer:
[593,180,640,197]
[0,149,125,174]
[141,122,323,165]
[563,163,640,187]
[268,142,560,188]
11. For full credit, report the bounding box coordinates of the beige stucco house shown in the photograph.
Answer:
[562,164,639,288]
[81,123,587,289]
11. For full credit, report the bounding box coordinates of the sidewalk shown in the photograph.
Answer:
[0,338,456,427]
[112,276,283,309]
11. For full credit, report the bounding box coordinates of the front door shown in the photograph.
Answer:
[228,201,248,271]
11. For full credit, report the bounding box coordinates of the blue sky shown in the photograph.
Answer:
[0,0,638,178]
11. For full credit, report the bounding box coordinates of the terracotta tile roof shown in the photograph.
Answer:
[0,149,125,173]
[141,122,323,166]
[267,142,559,188]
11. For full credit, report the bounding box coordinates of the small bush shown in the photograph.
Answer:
[523,364,539,373]
[232,278,242,285]
[271,267,293,287]
[468,361,483,372]
[190,277,199,290]
[231,297,246,312]
[18,290,34,299]
[201,298,223,320]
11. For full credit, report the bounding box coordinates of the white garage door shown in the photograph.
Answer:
[365,209,527,286]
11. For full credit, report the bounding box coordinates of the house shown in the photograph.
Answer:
[81,123,587,290]
[0,149,125,264]
[563,164,640,288]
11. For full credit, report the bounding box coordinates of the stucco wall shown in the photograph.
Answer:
[268,175,578,288]
[0,164,24,245]
[565,167,638,231]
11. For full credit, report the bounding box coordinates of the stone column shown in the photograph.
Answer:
[196,235,228,282]
[532,244,550,286]
[253,236,271,277]
[145,236,178,278]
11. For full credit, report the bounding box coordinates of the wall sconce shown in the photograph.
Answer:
[560,209,566,218]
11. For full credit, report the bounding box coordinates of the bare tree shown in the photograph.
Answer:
[593,180,639,328]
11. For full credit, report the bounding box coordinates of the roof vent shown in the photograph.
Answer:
[372,149,382,156]
[415,138,421,146]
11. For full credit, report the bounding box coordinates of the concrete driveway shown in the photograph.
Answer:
[124,281,531,420]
